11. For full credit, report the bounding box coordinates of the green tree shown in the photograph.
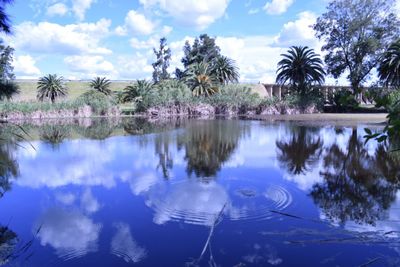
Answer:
[152,37,171,83]
[378,40,400,87]
[314,0,400,93]
[181,34,221,69]
[0,0,14,34]
[184,62,218,96]
[276,46,325,95]
[211,56,239,85]
[0,41,19,100]
[90,76,112,95]
[121,80,154,112]
[37,74,68,103]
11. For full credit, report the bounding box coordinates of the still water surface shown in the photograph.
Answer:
[0,118,399,267]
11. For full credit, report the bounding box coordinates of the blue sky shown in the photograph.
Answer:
[4,0,338,83]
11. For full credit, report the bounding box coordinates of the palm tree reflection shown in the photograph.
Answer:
[276,126,323,175]
[178,120,248,179]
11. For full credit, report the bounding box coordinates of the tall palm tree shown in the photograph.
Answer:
[378,40,400,87]
[185,62,219,96]
[0,0,13,34]
[211,56,240,85]
[276,46,325,95]
[90,77,112,95]
[37,74,68,103]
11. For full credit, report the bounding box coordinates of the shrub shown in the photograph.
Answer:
[284,88,324,111]
[0,101,84,115]
[75,90,113,115]
[0,81,19,100]
[371,87,400,109]
[147,79,192,107]
[205,84,262,112]
[327,89,359,112]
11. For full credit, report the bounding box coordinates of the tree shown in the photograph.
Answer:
[314,0,400,94]
[90,77,112,95]
[378,40,400,87]
[276,46,325,95]
[152,37,171,83]
[121,80,153,103]
[0,0,14,34]
[184,62,218,97]
[37,74,68,103]
[181,34,221,69]
[211,56,240,85]
[0,41,19,100]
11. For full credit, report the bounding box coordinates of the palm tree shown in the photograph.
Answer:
[185,62,218,96]
[211,56,239,85]
[37,74,68,103]
[276,46,325,95]
[378,40,400,87]
[0,80,19,100]
[0,0,13,34]
[122,79,153,103]
[90,77,112,95]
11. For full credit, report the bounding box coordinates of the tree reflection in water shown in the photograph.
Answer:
[277,126,400,225]
[0,226,18,265]
[276,126,323,175]
[40,124,70,149]
[77,118,116,140]
[178,120,248,179]
[0,132,19,198]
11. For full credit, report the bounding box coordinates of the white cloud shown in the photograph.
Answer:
[139,0,230,30]
[81,189,100,214]
[64,55,116,78]
[111,223,147,263]
[47,3,68,17]
[263,0,294,15]
[10,19,112,55]
[72,0,96,21]
[123,10,156,35]
[146,180,229,226]
[38,208,101,259]
[274,11,319,48]
[116,53,153,80]
[248,8,260,15]
[13,55,41,78]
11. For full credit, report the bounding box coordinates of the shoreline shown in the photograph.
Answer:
[1,113,388,125]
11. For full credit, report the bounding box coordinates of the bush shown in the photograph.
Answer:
[0,81,19,100]
[371,87,400,109]
[75,90,113,115]
[0,101,84,114]
[148,80,193,106]
[327,89,359,112]
[284,88,324,111]
[204,84,262,112]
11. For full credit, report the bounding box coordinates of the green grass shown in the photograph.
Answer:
[14,80,131,102]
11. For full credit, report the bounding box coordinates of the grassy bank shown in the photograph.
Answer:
[14,80,130,102]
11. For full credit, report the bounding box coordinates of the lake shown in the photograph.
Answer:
[0,118,399,267]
